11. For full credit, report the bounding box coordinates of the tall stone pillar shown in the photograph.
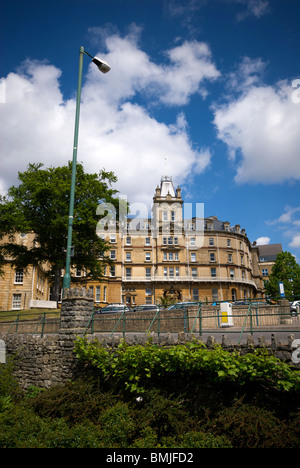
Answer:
[278,298,291,324]
[59,287,94,337]
[57,287,94,382]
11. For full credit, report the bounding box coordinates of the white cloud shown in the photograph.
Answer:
[0,30,219,209]
[160,41,220,105]
[164,0,205,17]
[255,236,270,245]
[226,56,266,91]
[243,0,269,19]
[90,33,220,106]
[289,235,300,249]
[225,0,270,20]
[268,206,300,225]
[267,206,300,253]
[213,75,300,184]
[165,0,270,21]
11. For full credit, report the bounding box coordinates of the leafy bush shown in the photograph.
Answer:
[206,400,299,448]
[0,404,103,448]
[0,358,19,398]
[130,426,158,448]
[160,431,232,448]
[0,376,299,448]
[29,379,118,425]
[0,338,299,448]
[134,389,197,439]
[74,338,300,394]
[0,395,13,413]
[99,401,135,446]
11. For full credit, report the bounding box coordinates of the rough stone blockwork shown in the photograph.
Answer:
[0,288,299,389]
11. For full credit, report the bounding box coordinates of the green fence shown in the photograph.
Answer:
[82,299,300,344]
[0,299,299,343]
[0,310,61,337]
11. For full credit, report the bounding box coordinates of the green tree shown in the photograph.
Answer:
[0,163,121,300]
[264,251,300,299]
[155,296,177,308]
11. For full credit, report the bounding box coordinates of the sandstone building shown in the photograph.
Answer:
[256,243,282,286]
[0,233,50,311]
[83,176,264,307]
[0,176,268,310]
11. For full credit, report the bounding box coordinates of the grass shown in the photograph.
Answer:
[0,309,60,322]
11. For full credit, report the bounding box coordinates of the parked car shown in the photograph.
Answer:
[96,304,131,314]
[133,304,160,312]
[167,302,198,310]
[290,300,300,316]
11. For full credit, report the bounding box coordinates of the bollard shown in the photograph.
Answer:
[220,302,234,327]
[0,339,6,363]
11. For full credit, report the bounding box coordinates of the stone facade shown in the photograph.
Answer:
[84,176,264,306]
[0,288,98,388]
[256,242,283,286]
[0,177,273,312]
[59,287,94,334]
[0,233,50,311]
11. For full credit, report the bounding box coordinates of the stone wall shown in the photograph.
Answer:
[0,288,299,390]
[0,287,94,389]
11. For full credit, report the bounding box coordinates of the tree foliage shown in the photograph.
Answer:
[0,163,121,299]
[264,251,300,299]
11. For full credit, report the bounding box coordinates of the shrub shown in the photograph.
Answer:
[0,358,19,398]
[0,395,13,413]
[99,401,135,447]
[130,427,158,448]
[0,405,51,448]
[45,420,102,449]
[29,379,118,425]
[135,389,197,439]
[160,431,232,448]
[74,338,300,394]
[206,400,299,448]
[0,404,103,448]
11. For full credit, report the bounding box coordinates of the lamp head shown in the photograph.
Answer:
[92,57,111,74]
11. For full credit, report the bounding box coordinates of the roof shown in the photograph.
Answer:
[257,244,282,262]
[160,176,175,197]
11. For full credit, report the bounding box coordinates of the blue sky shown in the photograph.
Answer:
[1,0,300,259]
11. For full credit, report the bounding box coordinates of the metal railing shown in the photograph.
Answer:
[0,299,299,342]
[82,299,300,342]
[0,310,61,337]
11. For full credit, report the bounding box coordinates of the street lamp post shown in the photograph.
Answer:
[62,46,110,293]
